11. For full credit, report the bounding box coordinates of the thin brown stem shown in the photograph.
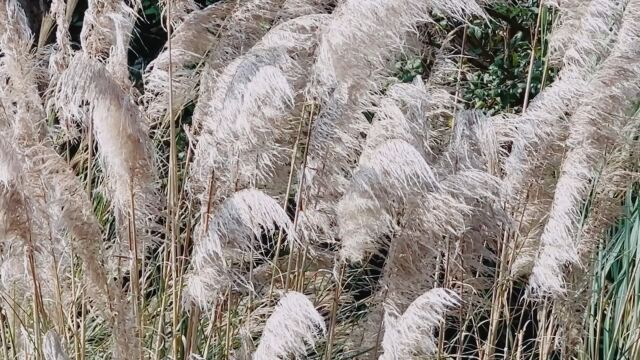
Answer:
[285,102,317,291]
[324,264,345,360]
[268,108,307,297]
[128,183,142,360]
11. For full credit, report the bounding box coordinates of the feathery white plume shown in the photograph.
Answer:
[380,288,460,359]
[253,291,326,360]
[43,330,69,360]
[159,0,200,28]
[302,83,369,199]
[313,0,483,95]
[546,0,590,66]
[81,0,138,84]
[0,0,47,139]
[337,192,395,262]
[358,139,439,193]
[143,1,235,122]
[530,0,640,294]
[364,77,452,160]
[191,47,297,198]
[0,138,22,186]
[186,189,296,307]
[55,54,160,255]
[302,0,480,210]
[503,0,624,201]
[48,0,73,84]
[191,0,285,129]
[338,138,483,263]
[280,0,335,18]
[1,136,138,359]
[190,14,330,203]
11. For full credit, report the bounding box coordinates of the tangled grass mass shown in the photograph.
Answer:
[1,0,640,358]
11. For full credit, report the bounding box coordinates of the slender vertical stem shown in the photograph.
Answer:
[86,121,93,195]
[128,183,142,360]
[202,303,219,359]
[371,287,389,360]
[539,8,553,90]
[371,230,406,359]
[324,264,345,360]
[0,307,9,360]
[454,24,467,106]
[164,1,183,358]
[224,290,233,359]
[6,291,18,360]
[71,251,80,360]
[82,121,93,360]
[285,103,317,291]
[448,24,467,138]
[80,292,86,360]
[296,246,309,292]
[50,251,67,343]
[437,236,454,357]
[185,305,200,357]
[27,246,43,360]
[485,229,511,358]
[522,1,544,113]
[268,107,307,297]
